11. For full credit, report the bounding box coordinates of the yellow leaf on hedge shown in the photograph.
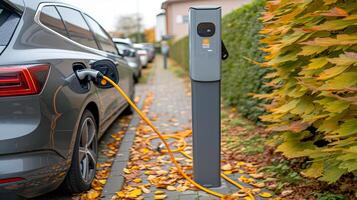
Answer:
[323,0,338,4]
[317,65,350,80]
[320,72,357,90]
[320,7,348,17]
[259,192,273,198]
[328,52,357,66]
[298,46,328,56]
[301,161,324,178]
[306,57,328,70]
[272,99,299,113]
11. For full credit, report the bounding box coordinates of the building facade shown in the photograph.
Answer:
[161,0,251,40]
[155,12,167,42]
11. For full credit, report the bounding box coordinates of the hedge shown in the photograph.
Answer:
[170,0,268,122]
[221,0,268,121]
[170,36,189,71]
[259,0,357,183]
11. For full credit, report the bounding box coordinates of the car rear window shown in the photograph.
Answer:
[56,6,98,49]
[0,4,20,46]
[40,6,68,37]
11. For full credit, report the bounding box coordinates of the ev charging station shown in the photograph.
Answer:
[189,6,228,187]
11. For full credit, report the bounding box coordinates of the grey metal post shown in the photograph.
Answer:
[189,6,221,187]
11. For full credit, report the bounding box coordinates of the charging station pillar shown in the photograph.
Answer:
[189,6,221,187]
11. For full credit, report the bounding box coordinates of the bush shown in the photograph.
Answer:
[221,0,268,121]
[259,0,357,183]
[170,0,268,122]
[170,36,189,72]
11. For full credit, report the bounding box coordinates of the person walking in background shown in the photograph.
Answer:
[161,41,169,69]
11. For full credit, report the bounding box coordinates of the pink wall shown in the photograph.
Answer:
[166,0,251,40]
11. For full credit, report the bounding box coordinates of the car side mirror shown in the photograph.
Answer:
[122,49,131,57]
[91,59,119,89]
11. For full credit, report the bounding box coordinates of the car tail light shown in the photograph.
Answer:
[138,50,147,56]
[0,64,50,97]
[0,177,24,184]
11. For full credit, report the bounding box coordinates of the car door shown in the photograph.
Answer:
[55,6,115,118]
[82,14,132,117]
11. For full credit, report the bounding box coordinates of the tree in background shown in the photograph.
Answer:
[144,28,156,44]
[115,14,144,42]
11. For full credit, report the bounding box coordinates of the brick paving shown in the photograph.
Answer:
[103,56,269,200]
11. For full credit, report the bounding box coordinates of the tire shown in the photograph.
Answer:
[63,110,98,193]
[134,74,139,84]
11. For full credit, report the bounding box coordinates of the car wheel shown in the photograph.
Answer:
[63,110,98,193]
[134,74,139,84]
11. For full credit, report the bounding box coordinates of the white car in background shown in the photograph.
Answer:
[113,38,142,82]
[133,43,149,68]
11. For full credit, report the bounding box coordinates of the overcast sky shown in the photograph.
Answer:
[63,0,166,32]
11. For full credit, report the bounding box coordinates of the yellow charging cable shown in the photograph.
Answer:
[103,76,255,200]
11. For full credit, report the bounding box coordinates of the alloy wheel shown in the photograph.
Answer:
[78,117,97,183]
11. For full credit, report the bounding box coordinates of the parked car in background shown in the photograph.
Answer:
[0,0,135,198]
[140,43,156,63]
[113,38,142,83]
[133,43,149,68]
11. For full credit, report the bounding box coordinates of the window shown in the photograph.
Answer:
[0,4,20,46]
[40,6,68,37]
[56,6,98,49]
[84,14,118,54]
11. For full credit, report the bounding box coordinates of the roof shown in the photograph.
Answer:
[161,0,201,9]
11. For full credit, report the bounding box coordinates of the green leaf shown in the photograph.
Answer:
[319,164,346,183]
[298,46,328,56]
[320,72,357,90]
[334,119,357,137]
[272,99,300,113]
[276,132,316,158]
[339,159,357,172]
[312,19,357,31]
[324,100,350,113]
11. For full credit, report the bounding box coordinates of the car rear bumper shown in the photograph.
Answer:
[0,150,67,198]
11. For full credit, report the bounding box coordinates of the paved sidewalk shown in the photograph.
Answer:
[105,56,269,200]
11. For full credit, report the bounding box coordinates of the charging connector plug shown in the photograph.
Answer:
[75,69,103,81]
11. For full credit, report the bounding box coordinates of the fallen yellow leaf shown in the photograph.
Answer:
[116,191,125,198]
[123,168,131,174]
[166,186,176,191]
[133,178,142,183]
[259,192,273,198]
[128,188,142,198]
[154,194,167,200]
[222,163,233,171]
[154,190,165,195]
[87,189,100,200]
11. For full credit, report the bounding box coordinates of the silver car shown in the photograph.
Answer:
[113,38,142,82]
[0,0,134,198]
[133,43,149,68]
